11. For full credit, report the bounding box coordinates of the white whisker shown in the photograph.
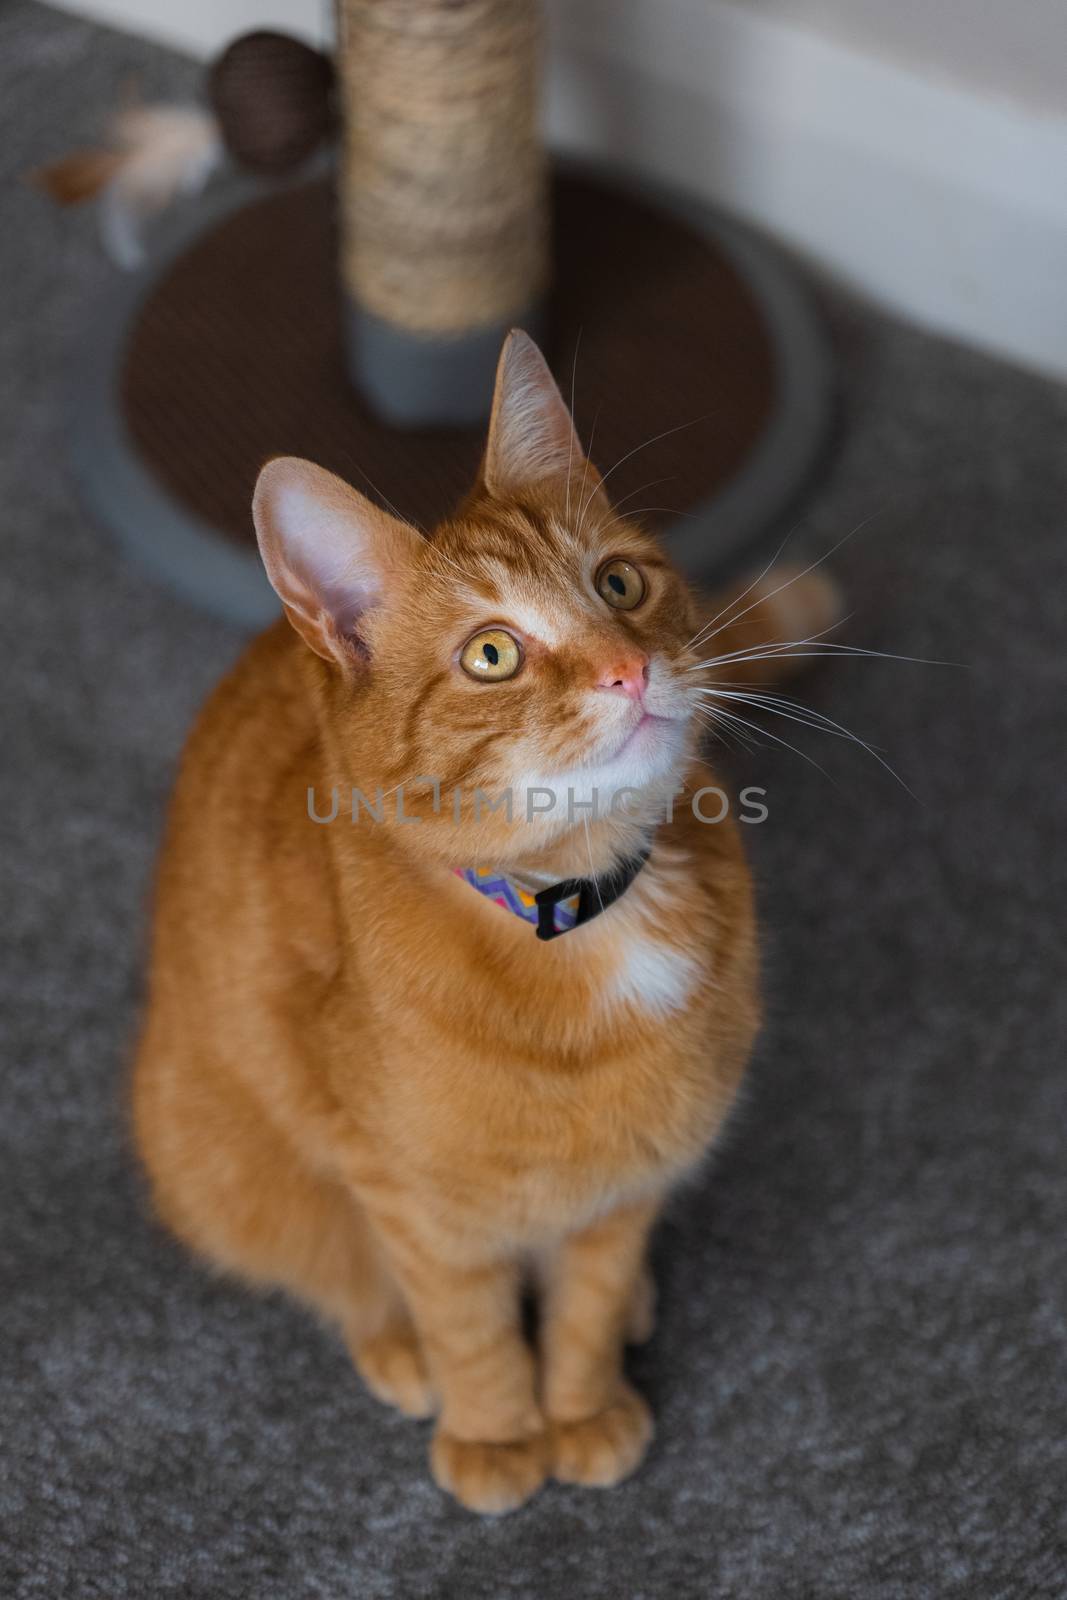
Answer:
[687,638,961,673]
[606,475,675,513]
[690,704,758,756]
[685,515,812,650]
[693,702,834,782]
[598,506,700,535]
[574,403,603,541]
[582,811,605,914]
[687,509,886,654]
[576,411,715,541]
[351,466,415,532]
[565,330,582,527]
[692,685,914,795]
[687,613,855,672]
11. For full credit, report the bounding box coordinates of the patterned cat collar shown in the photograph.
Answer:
[453,847,652,942]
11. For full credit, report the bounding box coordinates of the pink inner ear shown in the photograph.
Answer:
[485,331,587,498]
[317,570,382,639]
[256,463,388,639]
[253,456,425,665]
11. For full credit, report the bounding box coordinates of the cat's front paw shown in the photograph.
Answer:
[549,1383,653,1488]
[431,1428,550,1515]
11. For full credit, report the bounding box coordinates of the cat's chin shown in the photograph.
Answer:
[518,712,691,824]
[590,711,689,792]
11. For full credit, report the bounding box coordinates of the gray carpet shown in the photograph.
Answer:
[3,3,1066,1595]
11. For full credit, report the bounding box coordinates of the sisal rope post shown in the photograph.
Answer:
[336,0,548,426]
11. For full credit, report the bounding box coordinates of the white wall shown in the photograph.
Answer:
[57,0,1067,120]
[545,0,1067,380]
[734,0,1067,115]
[50,0,1067,379]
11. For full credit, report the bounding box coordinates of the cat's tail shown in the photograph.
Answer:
[689,567,844,686]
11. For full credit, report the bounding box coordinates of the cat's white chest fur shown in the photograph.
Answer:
[609,937,700,1015]
[595,853,703,1016]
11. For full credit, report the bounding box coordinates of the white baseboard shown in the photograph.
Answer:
[52,0,1067,379]
[544,0,1067,382]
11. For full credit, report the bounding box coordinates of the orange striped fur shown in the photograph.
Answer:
[132,333,835,1513]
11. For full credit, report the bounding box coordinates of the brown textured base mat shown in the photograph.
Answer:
[120,172,776,543]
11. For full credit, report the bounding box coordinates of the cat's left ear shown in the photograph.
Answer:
[482,330,606,511]
[252,457,421,667]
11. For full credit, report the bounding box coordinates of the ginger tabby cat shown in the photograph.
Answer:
[133,332,834,1514]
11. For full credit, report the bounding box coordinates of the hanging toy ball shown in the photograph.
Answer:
[208,31,336,175]
[32,30,337,267]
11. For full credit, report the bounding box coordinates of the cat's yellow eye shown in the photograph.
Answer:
[596,558,646,611]
[459,628,522,682]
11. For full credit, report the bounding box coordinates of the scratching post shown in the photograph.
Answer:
[72,0,833,622]
[337,0,548,426]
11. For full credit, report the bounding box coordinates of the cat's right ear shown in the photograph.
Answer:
[482,329,604,507]
[252,458,421,667]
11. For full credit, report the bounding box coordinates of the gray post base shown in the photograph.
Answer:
[69,161,833,627]
[344,302,547,428]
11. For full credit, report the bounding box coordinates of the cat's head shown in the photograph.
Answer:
[252,332,701,868]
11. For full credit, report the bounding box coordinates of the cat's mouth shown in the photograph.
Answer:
[588,705,690,785]
[597,660,695,771]
[611,711,673,762]
[522,681,692,803]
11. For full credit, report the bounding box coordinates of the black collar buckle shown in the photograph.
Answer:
[534,877,593,942]
[533,845,653,942]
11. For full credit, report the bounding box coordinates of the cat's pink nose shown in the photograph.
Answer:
[596,652,649,701]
